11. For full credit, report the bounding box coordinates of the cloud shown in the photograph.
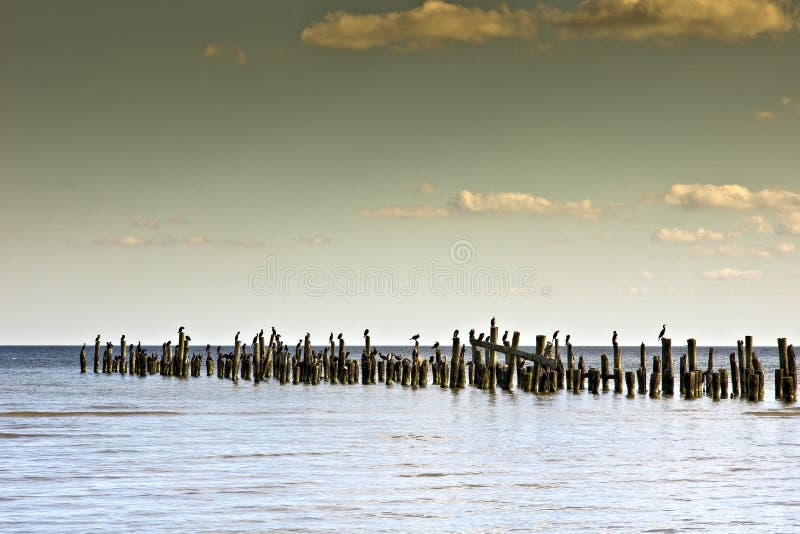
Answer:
[740,215,775,234]
[627,286,649,295]
[300,0,538,51]
[219,239,265,248]
[640,270,655,280]
[753,110,777,121]
[664,183,800,210]
[703,268,763,280]
[419,182,438,195]
[301,235,331,246]
[454,190,602,220]
[652,227,726,243]
[94,235,210,247]
[542,0,796,43]
[778,211,800,234]
[200,43,247,64]
[132,219,160,230]
[360,206,452,218]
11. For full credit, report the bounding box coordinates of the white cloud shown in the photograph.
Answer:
[542,0,796,43]
[627,286,649,295]
[664,183,800,210]
[640,270,656,280]
[360,206,452,218]
[454,190,602,220]
[300,0,538,51]
[419,182,438,195]
[652,227,726,243]
[703,268,763,280]
[741,215,775,234]
[132,219,160,230]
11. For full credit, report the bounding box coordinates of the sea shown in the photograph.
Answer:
[1,344,798,533]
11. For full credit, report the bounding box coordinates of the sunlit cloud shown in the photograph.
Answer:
[753,110,777,120]
[542,0,796,43]
[218,239,265,248]
[94,235,211,247]
[360,206,452,218]
[703,267,763,280]
[652,227,727,243]
[300,0,538,51]
[454,190,602,220]
[740,215,775,234]
[301,235,331,246]
[664,183,800,210]
[640,270,656,280]
[200,42,247,64]
[778,211,800,234]
[419,182,438,195]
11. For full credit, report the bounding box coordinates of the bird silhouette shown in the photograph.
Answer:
[478,333,485,342]
[502,331,509,343]
[453,329,459,338]
[95,335,100,342]
[552,330,559,341]
[612,331,618,344]
[469,328,475,340]
[432,342,440,349]
[410,334,420,341]
[491,316,496,328]
[658,324,666,341]
[337,333,343,340]
[179,326,184,334]
[364,329,369,338]
[565,334,571,345]
[329,333,334,343]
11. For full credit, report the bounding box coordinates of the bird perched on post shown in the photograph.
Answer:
[337,333,343,340]
[658,324,666,341]
[565,334,571,345]
[235,331,240,343]
[469,329,475,340]
[410,334,420,342]
[179,326,184,334]
[491,317,496,328]
[612,331,618,345]
[453,329,459,338]
[364,329,369,338]
[95,335,100,343]
[552,330,559,342]
[432,342,439,349]
[478,333,485,342]
[502,331,509,343]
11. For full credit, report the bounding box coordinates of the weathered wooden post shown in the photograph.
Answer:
[625,371,635,397]
[711,371,720,400]
[80,343,87,373]
[488,318,498,388]
[93,335,100,373]
[638,343,647,394]
[206,345,214,376]
[176,327,185,378]
[729,352,739,398]
[232,332,241,381]
[661,338,674,395]
[788,345,798,402]
[679,355,687,395]
[556,339,564,390]
[705,347,714,395]
[601,354,610,391]
[451,335,462,389]
[613,351,623,394]
[719,369,729,399]
[649,355,661,398]
[687,338,697,372]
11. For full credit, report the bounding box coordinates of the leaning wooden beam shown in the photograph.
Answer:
[469,338,557,369]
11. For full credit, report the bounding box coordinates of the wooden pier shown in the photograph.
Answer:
[82,318,797,403]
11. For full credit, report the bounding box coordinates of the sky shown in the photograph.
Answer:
[3,0,800,346]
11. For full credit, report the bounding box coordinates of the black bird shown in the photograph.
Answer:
[337,333,343,340]
[271,326,276,335]
[478,333,485,342]
[469,328,475,339]
[410,334,420,341]
[260,329,264,337]
[379,352,387,361]
[491,316,496,328]
[206,344,211,351]
[82,343,86,349]
[502,331,509,343]
[432,342,439,349]
[658,324,666,342]
[329,332,334,343]
[364,329,369,337]
[453,329,459,338]
[612,331,618,344]
[185,335,191,342]
[565,334,571,345]
[95,335,100,343]
[552,330,559,341]
[179,326,184,334]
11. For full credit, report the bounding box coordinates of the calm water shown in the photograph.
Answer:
[1,344,798,533]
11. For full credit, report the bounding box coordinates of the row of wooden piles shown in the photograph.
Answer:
[80,322,798,402]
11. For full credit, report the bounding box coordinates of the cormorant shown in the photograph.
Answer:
[95,335,100,342]
[552,330,559,341]
[503,331,509,343]
[235,331,240,342]
[364,329,369,338]
[469,328,475,340]
[565,334,571,345]
[478,333,485,342]
[453,329,459,338]
[432,342,439,349]
[179,326,184,334]
[410,334,420,341]
[337,333,343,340]
[658,324,666,341]
[612,331,618,344]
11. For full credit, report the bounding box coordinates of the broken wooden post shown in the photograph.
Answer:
[601,354,609,391]
[638,343,647,394]
[729,352,739,398]
[613,351,623,394]
[705,347,714,396]
[719,369,729,399]
[80,344,87,373]
[625,371,635,397]
[93,335,100,373]
[232,332,241,381]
